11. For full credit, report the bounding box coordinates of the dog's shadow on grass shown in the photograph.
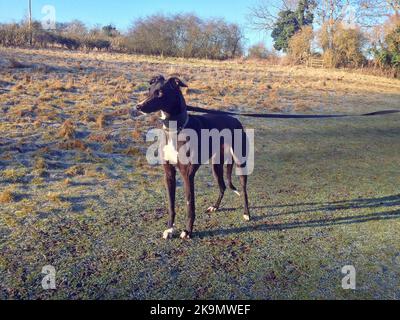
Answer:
[199,194,400,238]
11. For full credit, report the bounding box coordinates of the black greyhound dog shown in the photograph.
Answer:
[136,75,250,239]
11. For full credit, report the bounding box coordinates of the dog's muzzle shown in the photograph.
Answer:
[136,96,151,112]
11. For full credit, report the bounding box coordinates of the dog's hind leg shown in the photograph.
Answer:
[206,164,226,213]
[226,163,240,197]
[239,174,251,221]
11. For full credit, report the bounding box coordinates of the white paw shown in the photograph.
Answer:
[207,206,218,213]
[180,231,191,240]
[243,215,250,221]
[163,228,174,240]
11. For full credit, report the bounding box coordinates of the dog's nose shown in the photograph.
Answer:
[136,104,142,111]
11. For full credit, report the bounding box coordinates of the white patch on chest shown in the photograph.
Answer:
[160,111,167,120]
[163,139,179,164]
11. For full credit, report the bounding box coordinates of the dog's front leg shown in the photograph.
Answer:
[181,170,197,239]
[163,164,176,239]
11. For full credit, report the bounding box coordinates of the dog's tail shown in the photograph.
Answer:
[226,164,241,197]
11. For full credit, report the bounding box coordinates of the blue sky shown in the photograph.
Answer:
[0,0,273,48]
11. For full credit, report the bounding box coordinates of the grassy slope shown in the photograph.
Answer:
[0,48,399,299]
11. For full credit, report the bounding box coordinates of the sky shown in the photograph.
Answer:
[0,0,273,48]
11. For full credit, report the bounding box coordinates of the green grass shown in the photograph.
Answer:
[1,114,399,300]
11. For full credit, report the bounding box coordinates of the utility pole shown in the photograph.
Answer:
[28,0,32,46]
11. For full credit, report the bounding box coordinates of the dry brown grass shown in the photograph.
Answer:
[0,189,14,203]
[59,120,76,139]
[125,146,142,157]
[49,79,67,91]
[63,178,72,186]
[38,92,53,102]
[65,165,85,177]
[132,129,142,141]
[8,58,28,69]
[96,114,107,129]
[47,192,62,203]
[102,142,114,153]
[24,74,32,84]
[58,139,87,151]
[12,83,24,92]
[14,107,34,117]
[65,77,76,91]
[34,157,47,170]
[101,93,129,107]
[88,133,110,143]
[267,87,280,109]
[1,168,27,183]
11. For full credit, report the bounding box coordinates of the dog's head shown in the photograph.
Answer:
[136,75,187,116]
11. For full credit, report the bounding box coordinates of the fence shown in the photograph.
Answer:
[307,57,324,68]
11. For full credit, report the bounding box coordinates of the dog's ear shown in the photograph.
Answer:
[150,75,165,85]
[167,77,188,88]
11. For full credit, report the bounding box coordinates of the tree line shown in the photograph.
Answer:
[0,14,244,60]
[248,0,400,71]
[1,3,399,71]
[0,20,112,51]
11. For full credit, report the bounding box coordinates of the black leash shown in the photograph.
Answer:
[186,105,400,119]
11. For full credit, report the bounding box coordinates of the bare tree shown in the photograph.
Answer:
[64,20,88,35]
[314,0,350,51]
[352,0,400,27]
[317,0,400,28]
[247,0,300,31]
[126,14,244,60]
[249,0,399,31]
[314,0,349,25]
[315,0,399,51]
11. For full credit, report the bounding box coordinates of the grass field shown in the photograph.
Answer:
[0,47,400,300]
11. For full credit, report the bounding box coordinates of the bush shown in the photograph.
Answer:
[83,38,111,51]
[373,20,400,69]
[247,43,280,64]
[126,14,244,60]
[34,31,55,48]
[0,23,31,47]
[58,36,81,50]
[0,21,82,50]
[288,26,314,64]
[248,43,270,59]
[320,23,367,68]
